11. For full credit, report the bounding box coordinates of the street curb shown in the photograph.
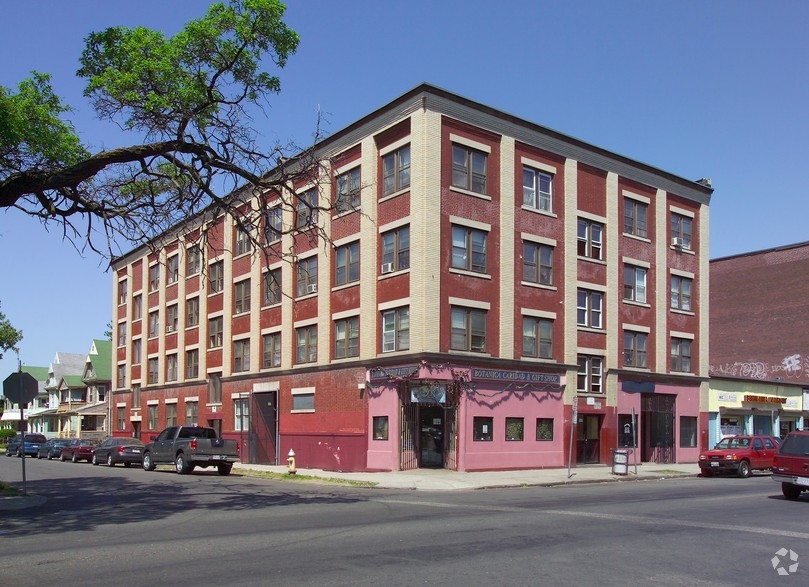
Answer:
[0,494,47,511]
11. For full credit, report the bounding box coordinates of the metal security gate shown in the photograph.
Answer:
[250,391,278,465]
[400,402,418,470]
[443,405,458,471]
[642,394,675,464]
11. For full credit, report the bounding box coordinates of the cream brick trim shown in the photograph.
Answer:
[671,330,695,339]
[260,325,282,335]
[622,189,650,204]
[448,297,491,310]
[449,133,491,153]
[291,386,315,395]
[520,232,557,246]
[578,210,607,223]
[576,280,607,292]
[521,308,557,319]
[670,204,695,218]
[379,297,411,312]
[623,323,651,333]
[332,233,360,248]
[622,256,651,269]
[332,308,361,321]
[293,317,318,328]
[379,136,410,156]
[520,156,558,175]
[165,398,178,404]
[448,215,491,231]
[184,396,199,402]
[334,160,360,176]
[670,268,695,278]
[379,216,410,233]
[252,381,279,393]
[578,347,606,356]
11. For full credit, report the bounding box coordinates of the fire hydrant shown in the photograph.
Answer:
[287,449,297,475]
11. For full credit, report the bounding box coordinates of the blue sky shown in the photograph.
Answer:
[1,0,807,377]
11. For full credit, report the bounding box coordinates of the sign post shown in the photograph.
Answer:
[3,364,39,496]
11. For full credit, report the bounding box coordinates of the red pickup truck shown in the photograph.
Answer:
[698,435,780,478]
[772,430,809,500]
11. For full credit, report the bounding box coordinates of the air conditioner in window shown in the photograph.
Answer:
[306,284,318,294]
[380,262,394,274]
[166,325,174,333]
[671,237,684,248]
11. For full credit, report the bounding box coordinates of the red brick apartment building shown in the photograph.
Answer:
[111,84,712,472]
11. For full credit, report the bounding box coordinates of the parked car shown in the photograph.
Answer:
[92,437,145,467]
[772,430,809,500]
[4,433,47,457]
[698,434,780,477]
[37,438,75,460]
[60,439,99,463]
[142,425,240,475]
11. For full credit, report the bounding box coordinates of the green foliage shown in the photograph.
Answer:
[0,303,23,354]
[0,428,17,442]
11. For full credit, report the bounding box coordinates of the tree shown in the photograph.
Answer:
[0,0,335,259]
[0,302,23,358]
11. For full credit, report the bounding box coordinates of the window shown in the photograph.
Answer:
[382,144,410,196]
[523,167,552,212]
[117,407,126,431]
[263,269,282,305]
[186,296,200,327]
[335,241,360,286]
[334,317,359,359]
[149,264,160,291]
[523,317,553,359]
[209,261,224,293]
[117,364,126,388]
[296,188,318,229]
[296,325,317,364]
[296,257,318,297]
[234,279,251,314]
[680,416,697,448]
[186,349,199,379]
[523,242,553,285]
[536,418,554,441]
[167,255,179,284]
[451,225,487,273]
[577,355,603,393]
[147,358,159,384]
[165,403,177,427]
[623,331,648,368]
[208,317,223,348]
[505,417,524,441]
[624,199,648,238]
[382,307,409,352]
[147,405,158,430]
[208,373,222,404]
[473,416,494,441]
[671,213,693,249]
[452,144,487,194]
[186,245,202,275]
[166,354,178,382]
[132,339,142,365]
[265,206,282,243]
[381,225,410,272]
[577,219,603,260]
[118,279,128,305]
[185,400,198,425]
[618,414,638,448]
[336,166,361,212]
[235,398,249,431]
[292,389,315,411]
[451,307,487,352]
[671,275,692,311]
[262,333,281,368]
[233,339,250,372]
[235,223,253,256]
[671,338,692,373]
[577,290,603,329]
[373,416,389,440]
[133,294,142,320]
[623,265,647,303]
[132,384,141,409]
[166,304,179,333]
[117,321,127,347]
[148,311,160,338]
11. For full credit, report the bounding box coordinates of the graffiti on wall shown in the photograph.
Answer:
[709,353,809,381]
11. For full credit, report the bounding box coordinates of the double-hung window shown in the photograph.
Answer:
[233,339,250,372]
[523,242,553,285]
[335,241,360,286]
[117,322,127,347]
[262,333,281,368]
[265,206,282,243]
[263,268,282,306]
[186,349,199,379]
[382,307,409,352]
[148,311,160,338]
[296,256,318,297]
[671,338,693,373]
[624,265,647,303]
[186,245,202,275]
[623,331,648,368]
[235,223,253,256]
[166,354,178,382]
[149,264,160,292]
[381,225,410,272]
[234,279,251,315]
[451,225,487,273]
[671,275,692,311]
[577,355,603,393]
[209,261,224,293]
[235,398,249,431]
[523,317,553,359]
[382,144,410,196]
[522,167,552,212]
[147,358,159,385]
[577,219,603,260]
[186,297,199,327]
[336,167,361,212]
[624,199,648,238]
[208,317,223,348]
[296,188,318,229]
[577,289,603,329]
[451,144,487,194]
[118,280,128,305]
[167,255,179,285]
[451,307,487,353]
[166,304,179,333]
[296,325,318,364]
[671,213,693,249]
[334,317,359,359]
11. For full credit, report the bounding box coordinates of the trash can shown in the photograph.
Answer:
[611,448,629,475]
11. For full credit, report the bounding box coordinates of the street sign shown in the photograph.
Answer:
[2,371,39,405]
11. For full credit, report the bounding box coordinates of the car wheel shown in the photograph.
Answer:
[782,482,802,501]
[107,454,114,467]
[72,454,79,463]
[142,452,156,471]
[92,453,99,465]
[175,453,190,475]
[60,453,66,462]
[737,460,752,478]
[217,464,232,476]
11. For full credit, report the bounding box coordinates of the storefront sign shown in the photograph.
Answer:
[621,381,656,393]
[743,394,786,404]
[717,393,738,402]
[471,369,560,384]
[369,365,419,381]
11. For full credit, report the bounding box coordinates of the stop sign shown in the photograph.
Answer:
[3,371,39,405]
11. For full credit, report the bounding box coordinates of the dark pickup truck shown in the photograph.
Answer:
[142,426,240,476]
[772,430,809,500]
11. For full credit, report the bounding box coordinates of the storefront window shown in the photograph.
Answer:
[536,418,554,441]
[505,417,524,441]
[473,416,493,441]
[679,416,697,448]
[373,416,388,440]
[618,414,638,448]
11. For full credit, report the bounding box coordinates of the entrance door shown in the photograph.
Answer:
[250,391,277,465]
[576,415,601,464]
[419,405,444,468]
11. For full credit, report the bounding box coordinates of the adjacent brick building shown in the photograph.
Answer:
[111,84,713,471]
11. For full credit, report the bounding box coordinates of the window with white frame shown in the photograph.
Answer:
[523,241,553,285]
[577,355,603,393]
[382,144,410,196]
[186,349,199,379]
[671,338,692,373]
[577,290,603,329]
[167,255,179,285]
[296,256,317,297]
[185,400,198,425]
[292,388,315,411]
[451,225,487,273]
[452,144,487,194]
[234,279,251,315]
[117,364,126,388]
[186,245,202,275]
[623,331,648,368]
[117,321,127,347]
[334,316,359,359]
[133,294,142,320]
[451,306,487,353]
[166,354,178,381]
[148,311,159,338]
[382,307,409,352]
[235,222,253,256]
[233,339,250,372]
[149,264,160,292]
[265,206,282,243]
[296,325,317,364]
[209,261,224,293]
[166,304,179,333]
[336,166,361,212]
[117,407,126,431]
[671,213,693,249]
[577,219,603,260]
[523,317,553,359]
[335,241,360,286]
[208,316,223,348]
[381,225,410,272]
[235,397,249,431]
[263,268,282,306]
[132,339,142,365]
[262,332,281,368]
[147,404,158,429]
[624,199,648,238]
[166,403,177,426]
[623,265,647,303]
[118,279,128,305]
[296,188,318,229]
[147,358,159,385]
[208,373,222,404]
[186,296,199,327]
[522,166,552,212]
[671,275,692,311]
